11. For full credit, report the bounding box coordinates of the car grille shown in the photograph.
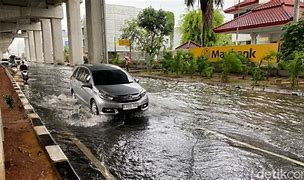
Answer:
[113,93,141,103]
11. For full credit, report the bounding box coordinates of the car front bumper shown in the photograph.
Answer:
[95,94,149,115]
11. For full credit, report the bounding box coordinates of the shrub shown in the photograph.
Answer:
[4,95,14,108]
[183,52,197,76]
[64,47,69,62]
[205,66,214,78]
[220,51,244,82]
[111,53,122,65]
[172,51,185,75]
[251,67,265,85]
[285,51,304,89]
[260,51,278,80]
[197,56,209,75]
[160,51,174,73]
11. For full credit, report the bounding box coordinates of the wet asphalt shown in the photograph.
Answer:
[22,63,304,180]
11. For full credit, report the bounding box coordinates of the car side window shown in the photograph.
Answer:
[72,67,79,78]
[76,68,85,81]
[82,69,90,83]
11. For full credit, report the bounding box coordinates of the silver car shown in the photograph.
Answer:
[70,64,149,115]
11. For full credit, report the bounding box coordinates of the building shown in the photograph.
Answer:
[214,0,304,44]
[81,4,141,55]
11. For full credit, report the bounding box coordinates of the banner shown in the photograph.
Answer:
[189,43,279,64]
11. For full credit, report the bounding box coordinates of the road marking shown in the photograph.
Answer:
[199,128,304,167]
[62,129,116,180]
[70,136,116,180]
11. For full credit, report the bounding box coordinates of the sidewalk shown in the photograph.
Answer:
[0,67,59,179]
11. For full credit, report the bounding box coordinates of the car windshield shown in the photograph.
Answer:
[92,69,133,85]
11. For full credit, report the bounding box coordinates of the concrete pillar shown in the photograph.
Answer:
[24,37,30,60]
[51,18,64,64]
[251,33,257,45]
[34,30,44,63]
[41,19,53,64]
[85,0,107,64]
[28,31,37,62]
[66,0,83,66]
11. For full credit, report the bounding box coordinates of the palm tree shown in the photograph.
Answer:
[185,0,223,47]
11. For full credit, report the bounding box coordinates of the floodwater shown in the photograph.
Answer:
[22,63,304,179]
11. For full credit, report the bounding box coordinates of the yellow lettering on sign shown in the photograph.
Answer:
[119,39,130,46]
[189,43,279,64]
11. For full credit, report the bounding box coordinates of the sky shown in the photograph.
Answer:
[9,0,237,56]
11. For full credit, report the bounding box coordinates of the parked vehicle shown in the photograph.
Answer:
[0,59,9,66]
[70,64,149,115]
[9,55,17,67]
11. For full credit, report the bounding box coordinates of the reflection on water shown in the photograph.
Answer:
[23,64,304,179]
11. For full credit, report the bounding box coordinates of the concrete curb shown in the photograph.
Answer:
[0,111,5,180]
[4,68,80,179]
[137,74,304,97]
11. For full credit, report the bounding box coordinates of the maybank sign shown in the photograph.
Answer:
[189,43,279,64]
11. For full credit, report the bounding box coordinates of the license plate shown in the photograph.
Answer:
[123,103,138,110]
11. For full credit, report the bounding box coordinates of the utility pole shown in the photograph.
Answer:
[294,0,300,23]
[235,0,241,45]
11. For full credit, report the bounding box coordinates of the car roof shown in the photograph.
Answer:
[77,64,122,71]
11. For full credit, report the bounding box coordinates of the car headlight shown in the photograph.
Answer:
[98,92,114,101]
[140,90,147,97]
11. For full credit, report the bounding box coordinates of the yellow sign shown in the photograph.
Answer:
[118,39,130,46]
[189,43,279,64]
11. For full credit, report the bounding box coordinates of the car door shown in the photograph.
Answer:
[78,68,93,105]
[71,67,80,95]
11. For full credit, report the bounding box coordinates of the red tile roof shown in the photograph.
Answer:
[224,0,259,13]
[214,0,304,33]
[175,40,201,50]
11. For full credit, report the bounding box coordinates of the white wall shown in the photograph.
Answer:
[105,4,140,52]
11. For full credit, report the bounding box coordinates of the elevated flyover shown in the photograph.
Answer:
[0,0,107,65]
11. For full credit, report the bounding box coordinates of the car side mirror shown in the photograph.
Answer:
[81,83,92,89]
[135,79,139,83]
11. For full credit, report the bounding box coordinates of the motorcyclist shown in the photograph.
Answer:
[19,61,29,83]
[19,61,28,71]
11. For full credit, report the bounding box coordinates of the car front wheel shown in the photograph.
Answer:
[91,100,99,115]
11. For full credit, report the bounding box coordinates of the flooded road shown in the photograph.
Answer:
[23,63,304,179]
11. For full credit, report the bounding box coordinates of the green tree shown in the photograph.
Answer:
[138,7,173,59]
[120,19,141,51]
[185,0,223,47]
[181,10,231,46]
[166,11,175,49]
[121,7,174,64]
[281,19,304,60]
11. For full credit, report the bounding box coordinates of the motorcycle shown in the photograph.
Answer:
[21,70,29,84]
